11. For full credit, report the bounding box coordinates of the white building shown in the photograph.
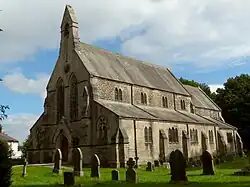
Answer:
[0,125,22,158]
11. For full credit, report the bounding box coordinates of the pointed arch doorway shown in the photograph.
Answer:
[56,132,69,163]
[118,130,125,168]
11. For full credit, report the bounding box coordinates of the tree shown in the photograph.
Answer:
[214,74,250,149]
[179,77,216,100]
[0,140,12,187]
[20,136,30,159]
[0,105,9,121]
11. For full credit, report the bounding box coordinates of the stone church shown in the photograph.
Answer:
[28,5,243,167]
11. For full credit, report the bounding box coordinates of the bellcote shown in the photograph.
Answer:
[59,5,80,61]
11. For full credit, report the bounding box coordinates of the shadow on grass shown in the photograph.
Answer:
[13,181,250,187]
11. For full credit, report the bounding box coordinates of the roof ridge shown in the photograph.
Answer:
[79,42,190,95]
[80,41,172,72]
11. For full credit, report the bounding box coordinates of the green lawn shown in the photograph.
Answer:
[12,157,250,187]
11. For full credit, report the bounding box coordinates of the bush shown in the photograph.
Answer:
[0,140,12,187]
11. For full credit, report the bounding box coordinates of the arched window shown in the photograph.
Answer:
[144,93,147,104]
[190,103,194,113]
[57,78,64,122]
[103,125,108,143]
[172,127,176,142]
[165,97,168,108]
[118,89,122,101]
[115,88,118,101]
[175,128,178,142]
[209,130,214,144]
[190,129,193,142]
[144,127,148,143]
[181,100,186,110]
[168,128,172,143]
[162,96,168,108]
[97,116,108,144]
[64,23,69,37]
[64,23,69,62]
[195,129,198,142]
[148,127,153,143]
[70,74,78,121]
[141,92,144,104]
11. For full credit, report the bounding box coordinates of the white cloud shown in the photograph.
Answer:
[2,72,49,100]
[2,113,39,143]
[209,84,224,93]
[0,0,250,69]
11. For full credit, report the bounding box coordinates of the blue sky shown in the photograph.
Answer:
[1,0,250,143]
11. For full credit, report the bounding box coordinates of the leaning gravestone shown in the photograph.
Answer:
[21,158,28,177]
[111,169,120,181]
[53,149,62,174]
[233,151,250,176]
[169,150,188,183]
[201,151,215,175]
[146,162,153,171]
[126,158,137,183]
[90,154,100,178]
[64,172,75,186]
[73,148,83,177]
[154,160,160,167]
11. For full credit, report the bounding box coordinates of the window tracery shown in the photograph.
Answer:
[70,74,78,121]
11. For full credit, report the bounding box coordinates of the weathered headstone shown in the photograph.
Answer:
[73,148,83,177]
[21,158,27,177]
[90,154,100,178]
[169,150,188,183]
[126,158,137,183]
[166,162,170,169]
[53,149,62,174]
[64,172,75,186]
[146,162,153,171]
[154,160,160,167]
[111,169,120,181]
[201,151,215,175]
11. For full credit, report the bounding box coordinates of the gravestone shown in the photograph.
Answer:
[169,150,188,183]
[146,162,153,171]
[64,172,75,186]
[90,154,100,178]
[154,160,160,167]
[134,156,139,168]
[111,169,120,181]
[201,151,215,175]
[73,148,83,177]
[233,151,250,176]
[166,162,170,169]
[21,158,27,177]
[126,158,137,183]
[53,149,62,174]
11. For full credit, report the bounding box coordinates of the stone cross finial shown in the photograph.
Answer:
[127,158,135,168]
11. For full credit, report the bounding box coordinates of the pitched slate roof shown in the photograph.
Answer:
[0,133,18,142]
[95,99,157,120]
[183,85,220,111]
[96,99,215,124]
[202,116,237,130]
[77,43,190,96]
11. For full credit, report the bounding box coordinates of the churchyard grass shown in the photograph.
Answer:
[12,157,250,187]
